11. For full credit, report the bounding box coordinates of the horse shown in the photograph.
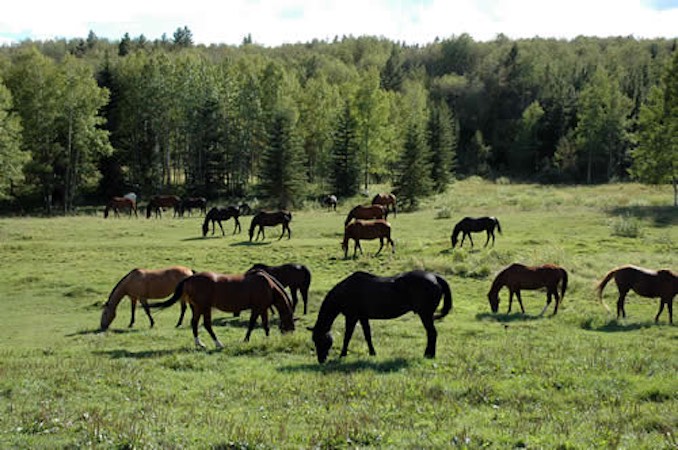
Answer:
[451,216,502,249]
[146,195,181,219]
[104,197,138,218]
[596,265,677,324]
[100,266,194,330]
[239,203,253,216]
[150,270,295,348]
[342,219,395,258]
[372,193,397,217]
[308,270,452,363]
[202,206,241,237]
[247,263,312,314]
[344,204,388,226]
[322,195,337,211]
[249,210,292,241]
[488,263,568,316]
[179,197,207,217]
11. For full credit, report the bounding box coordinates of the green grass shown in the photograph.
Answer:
[0,180,676,448]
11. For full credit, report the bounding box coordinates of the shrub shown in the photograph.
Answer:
[610,214,642,238]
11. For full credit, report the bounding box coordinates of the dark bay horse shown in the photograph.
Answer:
[202,206,241,237]
[146,195,181,218]
[100,266,194,330]
[308,270,452,363]
[488,263,568,316]
[104,197,138,218]
[372,193,397,217]
[344,204,388,226]
[249,210,292,241]
[179,197,207,217]
[596,265,677,324]
[322,195,337,211]
[150,270,295,348]
[451,216,502,249]
[342,219,394,258]
[247,263,312,314]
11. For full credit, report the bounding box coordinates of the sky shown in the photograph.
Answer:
[1,0,677,47]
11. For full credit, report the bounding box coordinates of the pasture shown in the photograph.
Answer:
[0,179,676,448]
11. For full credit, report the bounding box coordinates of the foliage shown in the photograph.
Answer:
[394,121,432,210]
[0,80,27,199]
[330,101,361,197]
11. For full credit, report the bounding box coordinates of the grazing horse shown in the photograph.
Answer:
[344,204,388,226]
[342,219,395,258]
[179,197,207,217]
[202,206,241,237]
[247,263,312,314]
[146,195,181,219]
[150,271,295,348]
[104,197,138,218]
[372,193,397,217]
[308,270,452,363]
[249,210,292,241]
[322,195,337,211]
[451,216,502,249]
[100,266,194,330]
[488,263,568,316]
[596,265,677,324]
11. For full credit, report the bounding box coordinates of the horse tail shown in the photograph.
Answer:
[433,274,453,320]
[146,202,152,219]
[494,217,502,234]
[150,278,188,309]
[560,268,568,302]
[595,268,617,313]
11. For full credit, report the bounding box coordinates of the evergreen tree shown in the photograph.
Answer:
[509,101,544,177]
[330,101,361,197]
[258,109,305,208]
[173,26,194,48]
[0,81,27,199]
[394,121,432,210]
[380,45,404,92]
[118,33,131,57]
[428,101,457,192]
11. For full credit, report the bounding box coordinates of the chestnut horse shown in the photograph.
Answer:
[488,263,568,316]
[344,204,388,226]
[451,216,502,249]
[150,270,295,348]
[146,195,181,218]
[342,219,395,258]
[179,197,207,217]
[248,263,312,314]
[104,197,138,218]
[100,266,194,330]
[202,206,241,237]
[249,210,292,241]
[323,194,338,211]
[308,270,452,363]
[596,265,677,324]
[372,193,397,217]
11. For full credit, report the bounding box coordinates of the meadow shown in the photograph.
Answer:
[0,179,676,449]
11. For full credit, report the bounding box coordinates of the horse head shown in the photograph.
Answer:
[100,302,115,330]
[308,326,333,364]
[487,290,500,313]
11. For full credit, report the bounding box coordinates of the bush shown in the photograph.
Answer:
[610,214,642,238]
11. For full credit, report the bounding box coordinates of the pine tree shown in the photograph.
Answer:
[330,101,361,198]
[428,101,457,192]
[394,121,432,210]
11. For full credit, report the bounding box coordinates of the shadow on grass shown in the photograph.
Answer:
[94,347,195,359]
[607,205,678,227]
[66,328,141,337]
[475,312,544,323]
[230,240,272,247]
[580,318,666,332]
[278,357,410,374]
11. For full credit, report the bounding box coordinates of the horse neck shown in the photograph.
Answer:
[105,272,133,311]
[313,296,342,334]
[489,275,504,296]
[271,289,294,324]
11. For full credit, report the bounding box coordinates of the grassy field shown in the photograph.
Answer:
[0,179,676,448]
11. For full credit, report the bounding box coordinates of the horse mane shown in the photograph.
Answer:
[105,269,137,308]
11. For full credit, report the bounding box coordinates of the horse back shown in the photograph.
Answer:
[326,272,413,319]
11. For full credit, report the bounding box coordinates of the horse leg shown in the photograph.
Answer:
[467,233,475,248]
[616,290,629,319]
[202,310,224,349]
[389,236,395,253]
[484,231,491,247]
[234,217,241,234]
[375,238,385,256]
[191,310,206,349]
[419,314,437,358]
[552,289,561,315]
[516,290,526,314]
[539,292,552,316]
[301,286,309,315]
[359,318,376,356]
[278,225,285,240]
[245,310,260,342]
[176,300,188,327]
[507,291,514,313]
[129,297,137,327]
[290,288,299,313]
[217,220,225,236]
[261,308,270,337]
[340,316,359,357]
[140,299,155,328]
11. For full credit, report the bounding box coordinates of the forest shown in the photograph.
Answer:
[0,28,676,212]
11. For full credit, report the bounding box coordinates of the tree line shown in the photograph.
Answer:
[0,29,676,212]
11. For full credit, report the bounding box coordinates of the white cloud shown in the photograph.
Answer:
[1,0,676,46]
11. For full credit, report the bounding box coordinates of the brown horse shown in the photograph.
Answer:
[150,270,295,348]
[247,263,312,314]
[596,265,677,324]
[372,193,397,217]
[104,197,138,218]
[342,219,395,258]
[146,195,181,218]
[344,204,388,226]
[249,210,292,241]
[488,263,568,315]
[100,266,194,330]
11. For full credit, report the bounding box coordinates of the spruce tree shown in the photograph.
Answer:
[428,101,457,192]
[394,121,432,210]
[330,101,361,197]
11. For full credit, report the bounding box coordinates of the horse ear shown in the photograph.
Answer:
[306,326,314,332]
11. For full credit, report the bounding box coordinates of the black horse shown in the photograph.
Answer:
[308,270,452,363]
[202,206,241,237]
[247,263,312,314]
[451,216,502,249]
[249,210,292,241]
[322,195,337,211]
[179,197,207,217]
